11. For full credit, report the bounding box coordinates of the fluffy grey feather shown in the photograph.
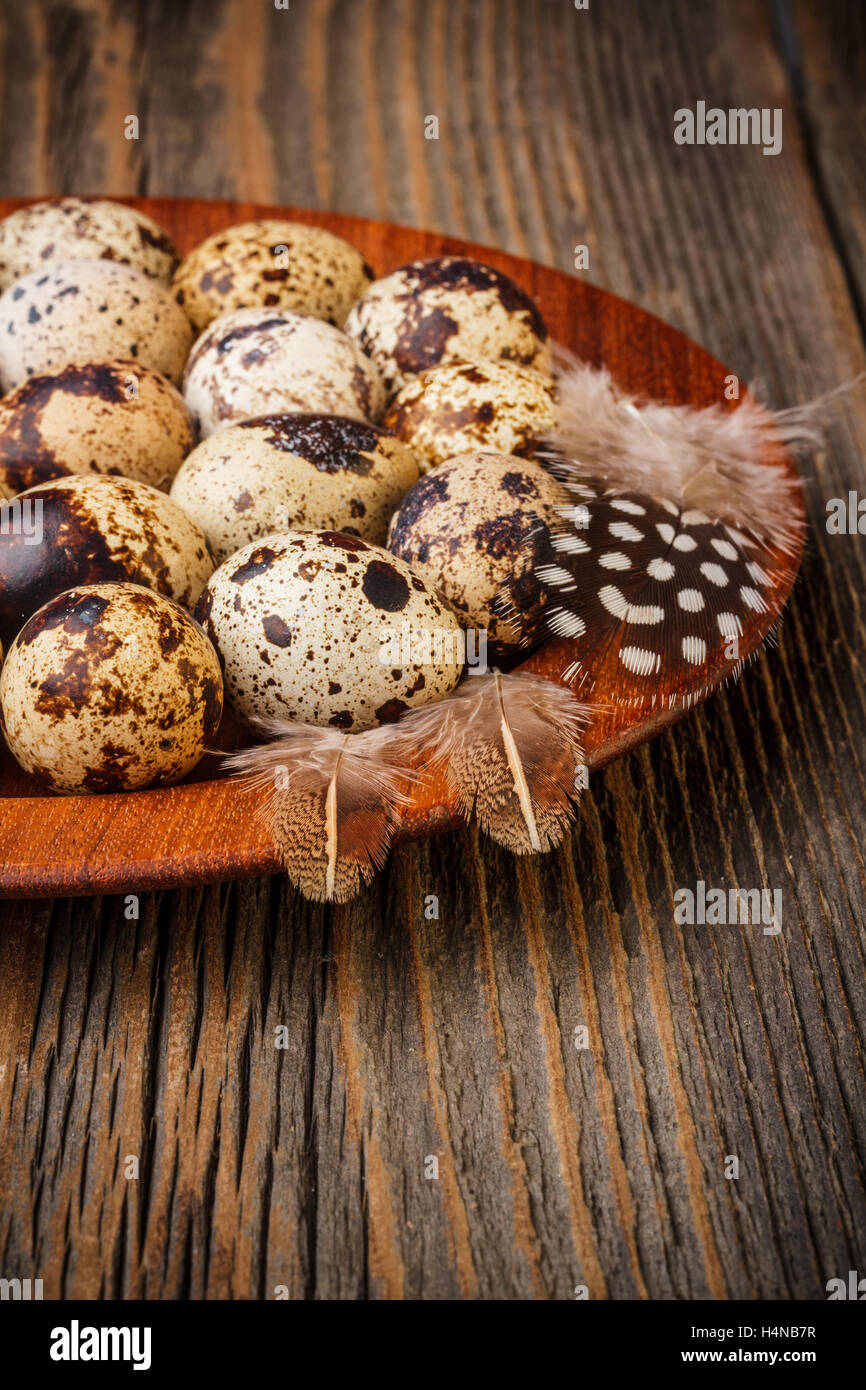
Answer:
[543,351,818,552]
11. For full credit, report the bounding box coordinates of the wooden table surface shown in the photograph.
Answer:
[1,0,864,1300]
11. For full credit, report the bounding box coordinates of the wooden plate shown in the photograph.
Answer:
[0,197,803,898]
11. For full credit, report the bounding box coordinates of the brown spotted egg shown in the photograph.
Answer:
[173,220,375,332]
[0,360,194,493]
[0,261,194,391]
[0,474,213,643]
[0,198,177,290]
[387,451,568,661]
[0,582,223,793]
[344,256,552,398]
[183,308,385,437]
[170,414,419,563]
[195,531,463,730]
[384,360,556,473]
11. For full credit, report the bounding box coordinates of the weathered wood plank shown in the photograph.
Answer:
[0,0,865,1300]
[787,0,866,325]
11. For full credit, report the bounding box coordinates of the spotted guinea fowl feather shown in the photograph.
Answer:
[394,670,590,853]
[502,482,796,709]
[500,350,824,708]
[223,719,410,903]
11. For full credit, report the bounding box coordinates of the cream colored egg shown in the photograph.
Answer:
[0,360,194,493]
[387,451,567,660]
[173,220,375,331]
[384,360,556,473]
[183,308,385,437]
[196,531,463,730]
[0,198,177,290]
[170,413,419,563]
[0,261,194,391]
[0,582,223,793]
[344,255,552,398]
[0,474,213,642]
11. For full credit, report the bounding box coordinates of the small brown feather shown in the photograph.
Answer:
[223,720,409,903]
[395,671,590,853]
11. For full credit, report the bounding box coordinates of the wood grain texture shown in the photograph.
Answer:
[0,0,864,1300]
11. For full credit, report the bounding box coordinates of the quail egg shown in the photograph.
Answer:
[195,530,463,730]
[0,261,194,391]
[0,360,194,493]
[173,220,375,332]
[384,359,556,473]
[0,473,213,642]
[170,413,419,563]
[387,451,568,661]
[344,255,552,398]
[0,581,223,793]
[183,308,385,437]
[0,198,177,290]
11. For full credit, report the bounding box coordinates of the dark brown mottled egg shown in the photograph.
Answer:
[195,531,463,730]
[0,474,213,643]
[170,414,419,563]
[0,198,177,290]
[0,360,194,494]
[344,256,552,398]
[384,360,556,473]
[173,220,375,331]
[0,582,223,793]
[387,451,568,661]
[0,261,193,391]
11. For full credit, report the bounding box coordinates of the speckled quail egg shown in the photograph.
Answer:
[387,451,568,661]
[0,473,213,642]
[173,220,375,332]
[0,360,194,493]
[183,308,385,437]
[170,413,419,563]
[0,261,194,391]
[195,530,463,730]
[0,198,177,290]
[344,256,552,398]
[0,582,222,792]
[384,359,556,473]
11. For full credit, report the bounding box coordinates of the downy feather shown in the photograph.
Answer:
[544,351,820,552]
[395,671,590,853]
[223,719,410,903]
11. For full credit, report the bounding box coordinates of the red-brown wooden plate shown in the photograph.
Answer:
[0,197,803,898]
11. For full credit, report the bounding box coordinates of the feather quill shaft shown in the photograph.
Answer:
[324,752,340,899]
[498,691,542,850]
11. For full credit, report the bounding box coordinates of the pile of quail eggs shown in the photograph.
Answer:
[0,198,565,794]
